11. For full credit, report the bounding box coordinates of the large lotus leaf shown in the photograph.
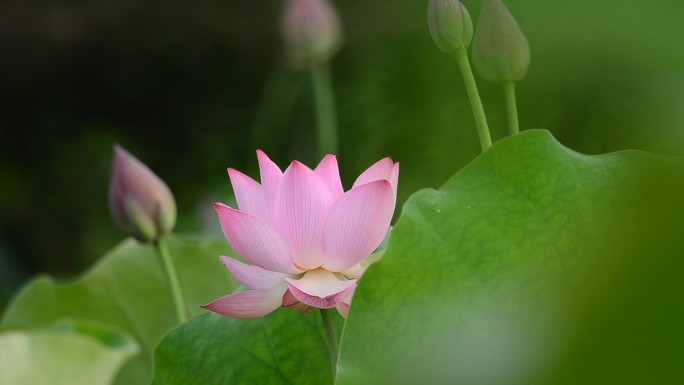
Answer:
[336,130,684,385]
[0,236,237,385]
[152,311,334,385]
[0,320,138,385]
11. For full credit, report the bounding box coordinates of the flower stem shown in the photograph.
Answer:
[153,237,188,323]
[453,48,492,152]
[310,63,338,158]
[320,308,340,379]
[503,81,520,136]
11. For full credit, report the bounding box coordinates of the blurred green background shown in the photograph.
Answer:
[1,0,684,311]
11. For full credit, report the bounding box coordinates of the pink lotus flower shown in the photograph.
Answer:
[202,151,398,319]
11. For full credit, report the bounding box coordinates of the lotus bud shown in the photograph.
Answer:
[282,0,342,68]
[428,0,473,53]
[472,0,530,82]
[109,145,176,243]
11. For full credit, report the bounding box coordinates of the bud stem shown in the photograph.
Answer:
[320,308,340,379]
[153,237,188,323]
[310,64,338,158]
[503,81,520,135]
[453,48,492,151]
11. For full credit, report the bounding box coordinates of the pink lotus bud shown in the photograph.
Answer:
[472,0,530,82]
[109,145,176,243]
[428,0,473,53]
[282,0,342,68]
[202,151,399,319]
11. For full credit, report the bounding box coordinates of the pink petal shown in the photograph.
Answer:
[336,302,350,318]
[256,150,283,221]
[314,155,344,200]
[274,161,332,270]
[335,292,353,318]
[281,290,314,313]
[201,286,287,319]
[352,157,395,190]
[215,203,299,274]
[220,256,288,290]
[389,162,400,192]
[228,168,267,220]
[282,289,299,306]
[322,180,396,272]
[285,269,357,309]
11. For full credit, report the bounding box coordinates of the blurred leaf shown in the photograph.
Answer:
[152,311,333,385]
[0,236,237,385]
[0,320,138,385]
[336,130,684,385]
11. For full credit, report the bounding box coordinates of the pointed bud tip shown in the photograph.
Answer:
[113,144,137,163]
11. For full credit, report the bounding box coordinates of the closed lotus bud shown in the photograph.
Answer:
[282,0,342,68]
[109,145,176,243]
[472,0,530,82]
[428,0,473,53]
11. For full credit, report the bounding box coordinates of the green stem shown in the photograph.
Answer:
[453,48,492,151]
[503,81,520,136]
[153,237,188,323]
[320,309,340,379]
[310,64,338,158]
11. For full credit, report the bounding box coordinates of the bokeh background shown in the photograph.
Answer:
[2,0,684,312]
